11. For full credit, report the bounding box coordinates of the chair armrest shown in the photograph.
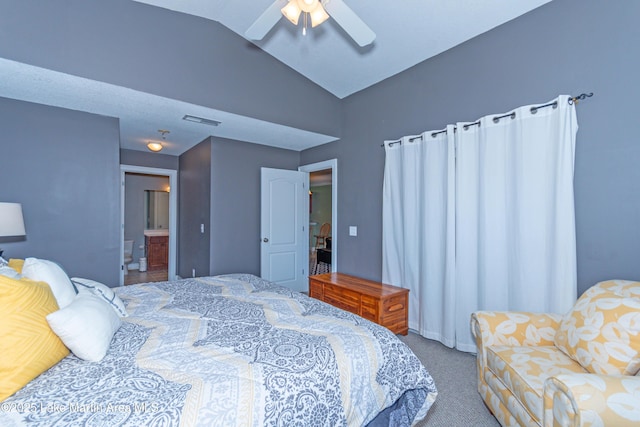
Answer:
[544,374,640,427]
[471,311,562,374]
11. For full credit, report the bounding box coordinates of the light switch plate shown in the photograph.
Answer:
[349,226,358,236]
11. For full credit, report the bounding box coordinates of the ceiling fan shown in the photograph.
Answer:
[245,0,375,47]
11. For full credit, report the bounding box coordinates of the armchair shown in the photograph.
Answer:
[471,280,640,427]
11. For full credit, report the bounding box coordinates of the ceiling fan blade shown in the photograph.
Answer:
[245,0,288,41]
[324,0,375,47]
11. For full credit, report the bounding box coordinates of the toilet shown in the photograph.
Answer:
[123,240,134,275]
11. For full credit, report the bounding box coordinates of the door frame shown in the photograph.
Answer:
[299,159,338,273]
[120,165,178,286]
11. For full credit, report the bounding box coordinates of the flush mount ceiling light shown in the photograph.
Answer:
[147,129,170,152]
[147,141,163,152]
[246,0,375,47]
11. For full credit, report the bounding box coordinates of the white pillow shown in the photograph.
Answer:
[46,293,122,362]
[21,258,76,309]
[71,277,128,317]
[0,265,21,279]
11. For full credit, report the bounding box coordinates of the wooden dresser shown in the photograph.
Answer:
[309,273,409,335]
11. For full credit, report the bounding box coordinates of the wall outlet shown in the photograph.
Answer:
[349,226,358,236]
[192,268,196,278]
[200,224,205,234]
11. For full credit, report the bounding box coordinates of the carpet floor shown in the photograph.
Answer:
[399,332,500,427]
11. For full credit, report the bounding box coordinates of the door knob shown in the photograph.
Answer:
[263,238,269,243]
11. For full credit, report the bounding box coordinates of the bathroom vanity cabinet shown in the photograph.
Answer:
[145,235,168,271]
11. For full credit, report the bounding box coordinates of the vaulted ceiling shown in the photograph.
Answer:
[0,0,552,155]
[133,0,552,98]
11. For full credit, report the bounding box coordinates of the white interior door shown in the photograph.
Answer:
[261,167,308,292]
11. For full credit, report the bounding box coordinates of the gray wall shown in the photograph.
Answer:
[177,137,300,278]
[301,0,640,295]
[0,0,341,139]
[124,173,170,262]
[209,138,300,276]
[3,0,637,296]
[0,97,120,285]
[120,149,179,170]
[178,139,212,279]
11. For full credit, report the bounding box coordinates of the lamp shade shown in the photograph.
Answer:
[309,3,329,27]
[281,1,302,25]
[0,203,26,237]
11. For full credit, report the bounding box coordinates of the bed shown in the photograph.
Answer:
[1,270,437,426]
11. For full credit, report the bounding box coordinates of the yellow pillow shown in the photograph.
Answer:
[0,275,69,401]
[8,258,24,274]
[554,280,640,375]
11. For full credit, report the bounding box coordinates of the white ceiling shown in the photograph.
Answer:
[0,0,552,156]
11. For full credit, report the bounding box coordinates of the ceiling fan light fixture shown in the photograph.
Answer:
[249,0,374,46]
[298,0,319,13]
[281,1,302,25]
[147,142,163,152]
[309,3,329,27]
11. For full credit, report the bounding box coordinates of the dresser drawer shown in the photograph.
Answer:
[323,283,360,314]
[360,295,378,321]
[147,235,168,244]
[382,294,407,319]
[381,294,408,334]
[309,279,324,300]
[384,318,408,335]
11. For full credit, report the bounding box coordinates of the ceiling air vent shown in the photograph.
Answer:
[182,115,221,127]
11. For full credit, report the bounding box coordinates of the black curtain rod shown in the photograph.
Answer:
[382,93,593,147]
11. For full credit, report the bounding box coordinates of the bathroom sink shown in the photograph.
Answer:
[144,229,169,237]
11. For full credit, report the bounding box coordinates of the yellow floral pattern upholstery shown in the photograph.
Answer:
[554,280,640,376]
[544,374,640,427]
[487,346,586,422]
[472,311,563,427]
[472,286,640,427]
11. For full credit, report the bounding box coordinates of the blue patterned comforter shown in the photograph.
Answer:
[1,274,437,426]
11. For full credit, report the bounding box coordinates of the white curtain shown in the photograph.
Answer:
[383,95,578,352]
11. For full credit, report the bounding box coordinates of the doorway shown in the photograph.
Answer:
[299,159,338,274]
[120,165,177,286]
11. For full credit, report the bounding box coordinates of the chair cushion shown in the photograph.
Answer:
[554,280,640,375]
[486,346,586,422]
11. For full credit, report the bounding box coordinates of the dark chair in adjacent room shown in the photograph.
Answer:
[315,236,331,274]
